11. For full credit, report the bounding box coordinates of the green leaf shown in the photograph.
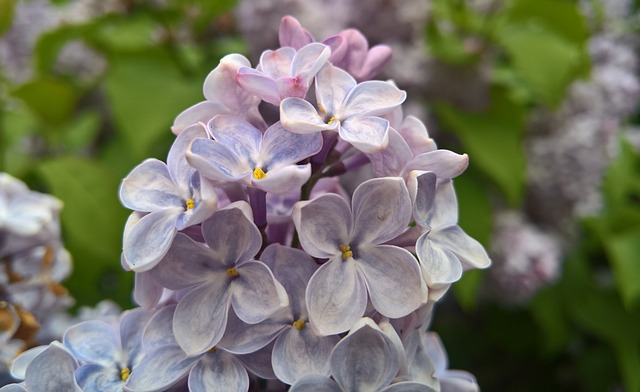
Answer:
[61,111,101,150]
[435,87,526,205]
[104,49,203,160]
[531,286,571,355]
[613,341,640,392]
[606,230,640,309]
[0,0,16,37]
[11,77,79,126]
[93,14,157,53]
[453,269,485,311]
[38,156,132,307]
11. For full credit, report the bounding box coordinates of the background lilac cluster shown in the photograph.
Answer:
[1,16,490,392]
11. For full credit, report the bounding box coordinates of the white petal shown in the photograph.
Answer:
[171,101,223,135]
[63,321,119,366]
[119,159,182,212]
[280,98,334,134]
[340,80,406,118]
[315,64,356,117]
[168,123,207,189]
[253,164,311,194]
[259,122,323,168]
[186,138,252,184]
[289,375,341,392]
[339,116,389,153]
[123,209,181,272]
[125,345,198,392]
[431,226,491,269]
[405,151,469,179]
[416,233,463,288]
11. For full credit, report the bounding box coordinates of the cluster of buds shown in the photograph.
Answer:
[1,17,489,391]
[0,174,73,383]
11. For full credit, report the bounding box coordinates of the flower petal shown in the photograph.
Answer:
[231,260,289,324]
[413,172,437,228]
[143,305,178,350]
[292,194,352,259]
[119,159,182,212]
[340,80,406,118]
[426,180,458,229]
[207,115,262,162]
[75,364,121,392]
[339,116,389,153]
[10,345,47,380]
[260,122,323,168]
[416,233,462,288]
[201,204,262,265]
[291,43,331,86]
[431,226,491,270]
[188,352,249,392]
[203,54,259,110]
[253,164,311,194]
[125,345,198,392]
[186,138,252,184]
[167,123,208,189]
[381,382,436,392]
[64,321,118,366]
[368,127,413,177]
[280,98,334,134]
[24,342,78,391]
[171,101,225,135]
[357,245,423,318]
[315,64,356,117]
[236,66,282,106]
[305,258,367,335]
[278,16,314,49]
[218,308,289,355]
[123,209,181,272]
[405,150,469,179]
[352,177,412,245]
[289,375,341,392]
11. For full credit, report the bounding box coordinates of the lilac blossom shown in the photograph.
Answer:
[236,43,331,106]
[187,116,322,194]
[119,123,218,271]
[280,63,406,153]
[293,177,426,335]
[148,202,288,356]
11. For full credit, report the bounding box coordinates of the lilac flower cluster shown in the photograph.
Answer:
[1,17,490,391]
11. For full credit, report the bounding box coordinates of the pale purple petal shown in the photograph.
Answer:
[150,233,219,290]
[208,115,262,161]
[291,43,331,85]
[120,308,150,361]
[187,138,252,184]
[405,151,469,179]
[0,384,27,391]
[440,371,480,392]
[305,258,367,335]
[315,64,356,117]
[381,382,436,392]
[167,123,208,189]
[171,101,224,135]
[397,116,436,156]
[368,128,413,177]
[203,54,259,111]
[75,364,120,392]
[279,16,314,49]
[351,177,412,245]
[260,48,295,78]
[123,208,181,272]
[292,194,352,259]
[357,245,423,318]
[188,351,249,392]
[231,260,289,324]
[339,116,389,153]
[201,204,261,265]
[253,164,311,194]
[416,233,463,288]
[289,375,341,392]
[24,342,78,391]
[63,321,118,366]
[413,172,437,227]
[280,98,335,134]
[176,174,218,230]
[427,180,458,229]
[236,342,277,380]
[218,308,289,355]
[10,346,47,380]
[236,66,282,106]
[330,320,400,391]
[272,326,338,384]
[143,305,178,350]
[173,282,232,356]
[119,159,183,212]
[357,44,393,81]
[125,345,198,392]
[339,81,406,118]
[259,122,323,168]
[432,226,491,269]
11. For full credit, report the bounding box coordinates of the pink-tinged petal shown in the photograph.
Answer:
[186,138,252,184]
[119,159,182,212]
[292,194,352,259]
[143,305,178,350]
[201,204,261,265]
[231,260,289,324]
[236,66,282,106]
[280,97,334,134]
[276,76,309,100]
[431,226,491,269]
[259,122,323,168]
[174,281,232,356]
[188,352,249,392]
[352,177,412,244]
[324,34,346,64]
[290,375,341,392]
[150,233,219,290]
[168,123,207,189]
[315,64,356,117]
[357,245,423,318]
[218,308,289,355]
[333,29,367,72]
[203,54,259,110]
[253,164,311,194]
[397,116,436,156]
[171,101,225,135]
[369,128,413,177]
[259,48,295,78]
[416,233,463,288]
[63,321,118,366]
[279,16,314,49]
[357,44,393,81]
[272,327,338,384]
[123,208,181,272]
[207,115,261,162]
[340,81,406,119]
[339,116,389,153]
[125,345,198,392]
[427,180,459,229]
[331,319,400,391]
[381,382,437,392]
[413,172,437,228]
[291,43,331,86]
[305,258,367,335]
[405,151,469,179]
[24,342,78,391]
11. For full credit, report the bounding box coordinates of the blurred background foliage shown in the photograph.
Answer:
[1,0,639,390]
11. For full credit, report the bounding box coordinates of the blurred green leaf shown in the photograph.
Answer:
[94,14,157,53]
[606,230,640,309]
[104,49,203,160]
[38,156,132,306]
[35,24,92,75]
[12,77,79,126]
[1,104,38,176]
[531,286,571,355]
[435,87,526,205]
[0,0,16,37]
[453,269,485,311]
[62,110,101,150]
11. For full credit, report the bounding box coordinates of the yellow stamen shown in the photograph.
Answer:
[292,319,305,331]
[339,244,353,260]
[186,199,195,210]
[208,346,217,353]
[121,367,131,382]
[327,117,337,125]
[253,167,267,180]
[0,303,15,333]
[226,267,239,278]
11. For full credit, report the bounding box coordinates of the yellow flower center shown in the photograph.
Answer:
[121,367,131,382]
[292,319,305,331]
[339,244,353,260]
[327,116,337,125]
[186,199,195,210]
[226,267,239,278]
[253,167,267,180]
